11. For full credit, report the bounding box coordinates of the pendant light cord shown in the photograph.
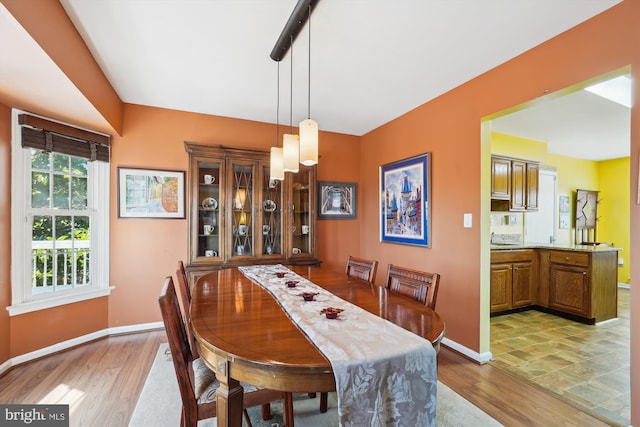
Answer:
[276,61,280,147]
[307,5,311,119]
[290,35,294,133]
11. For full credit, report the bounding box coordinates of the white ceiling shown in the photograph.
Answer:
[0,0,628,160]
[491,80,631,161]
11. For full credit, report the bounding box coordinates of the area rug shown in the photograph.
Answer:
[129,344,502,426]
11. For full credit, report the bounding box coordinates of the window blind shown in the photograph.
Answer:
[18,114,110,162]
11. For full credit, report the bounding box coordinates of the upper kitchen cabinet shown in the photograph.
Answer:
[491,155,539,211]
[491,156,511,200]
[184,142,319,276]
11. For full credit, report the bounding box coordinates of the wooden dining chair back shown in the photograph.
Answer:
[159,277,294,427]
[345,256,379,285]
[175,260,198,357]
[386,264,441,310]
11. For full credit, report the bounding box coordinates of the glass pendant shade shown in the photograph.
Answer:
[299,118,318,166]
[270,146,284,181]
[283,133,300,173]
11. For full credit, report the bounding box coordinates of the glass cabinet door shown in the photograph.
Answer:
[261,164,283,256]
[291,167,312,255]
[198,160,221,259]
[231,162,254,257]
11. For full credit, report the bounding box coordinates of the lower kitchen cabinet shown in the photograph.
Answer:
[490,250,535,313]
[548,249,618,323]
[491,247,619,323]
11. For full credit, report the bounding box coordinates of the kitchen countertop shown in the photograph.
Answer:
[490,242,621,252]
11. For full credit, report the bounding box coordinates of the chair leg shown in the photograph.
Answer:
[282,392,295,427]
[319,392,328,413]
[260,403,272,420]
[243,409,253,427]
[307,392,317,398]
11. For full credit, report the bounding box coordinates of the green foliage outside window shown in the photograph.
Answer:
[30,150,90,289]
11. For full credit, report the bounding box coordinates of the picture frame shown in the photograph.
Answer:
[380,153,431,247]
[118,167,185,218]
[559,195,570,229]
[318,181,357,219]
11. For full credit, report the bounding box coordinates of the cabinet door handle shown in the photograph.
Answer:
[583,272,587,275]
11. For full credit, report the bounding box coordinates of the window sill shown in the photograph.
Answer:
[6,286,113,316]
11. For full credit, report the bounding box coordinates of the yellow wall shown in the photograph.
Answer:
[599,157,631,283]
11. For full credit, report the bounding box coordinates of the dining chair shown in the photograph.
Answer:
[345,255,379,285]
[159,276,294,427]
[175,260,199,357]
[386,264,441,310]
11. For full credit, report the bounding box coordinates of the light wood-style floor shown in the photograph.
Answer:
[0,330,613,427]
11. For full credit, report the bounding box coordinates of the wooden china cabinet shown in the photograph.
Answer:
[184,142,319,280]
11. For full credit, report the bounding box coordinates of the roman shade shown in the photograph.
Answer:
[18,114,110,162]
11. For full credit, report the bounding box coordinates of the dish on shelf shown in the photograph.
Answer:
[201,197,218,209]
[263,199,276,212]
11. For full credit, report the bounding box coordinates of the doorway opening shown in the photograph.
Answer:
[484,67,631,425]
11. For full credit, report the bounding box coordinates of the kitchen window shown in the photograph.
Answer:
[8,110,111,316]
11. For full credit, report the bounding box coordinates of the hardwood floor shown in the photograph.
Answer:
[0,330,167,427]
[0,330,613,427]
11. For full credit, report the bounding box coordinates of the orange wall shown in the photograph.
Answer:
[108,104,361,327]
[10,298,108,357]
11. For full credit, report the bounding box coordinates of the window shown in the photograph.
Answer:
[9,110,111,316]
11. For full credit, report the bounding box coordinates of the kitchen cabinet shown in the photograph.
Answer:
[184,143,319,278]
[490,250,535,313]
[547,249,617,323]
[490,156,539,211]
[490,156,511,200]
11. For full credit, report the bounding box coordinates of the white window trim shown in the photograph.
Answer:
[8,109,111,316]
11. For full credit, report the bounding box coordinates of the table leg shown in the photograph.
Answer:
[216,377,243,427]
[215,358,244,427]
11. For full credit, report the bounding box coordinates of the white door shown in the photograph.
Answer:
[524,171,556,243]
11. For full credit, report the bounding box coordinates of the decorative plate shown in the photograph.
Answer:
[201,197,218,209]
[263,199,276,212]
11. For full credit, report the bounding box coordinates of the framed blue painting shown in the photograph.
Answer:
[379,153,431,247]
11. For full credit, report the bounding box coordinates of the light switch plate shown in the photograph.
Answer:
[464,213,472,228]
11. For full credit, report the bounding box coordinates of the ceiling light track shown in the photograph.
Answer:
[270,0,319,62]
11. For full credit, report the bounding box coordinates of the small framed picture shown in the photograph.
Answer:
[118,167,185,218]
[318,181,357,219]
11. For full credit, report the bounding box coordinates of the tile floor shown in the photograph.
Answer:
[490,288,630,426]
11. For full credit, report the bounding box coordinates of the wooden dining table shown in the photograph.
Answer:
[190,265,445,427]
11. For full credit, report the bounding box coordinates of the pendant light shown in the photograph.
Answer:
[283,35,299,173]
[299,4,318,166]
[270,62,284,181]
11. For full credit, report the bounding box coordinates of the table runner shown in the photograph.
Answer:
[239,265,437,427]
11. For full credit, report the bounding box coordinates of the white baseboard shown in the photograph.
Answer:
[0,321,164,376]
[441,337,493,364]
